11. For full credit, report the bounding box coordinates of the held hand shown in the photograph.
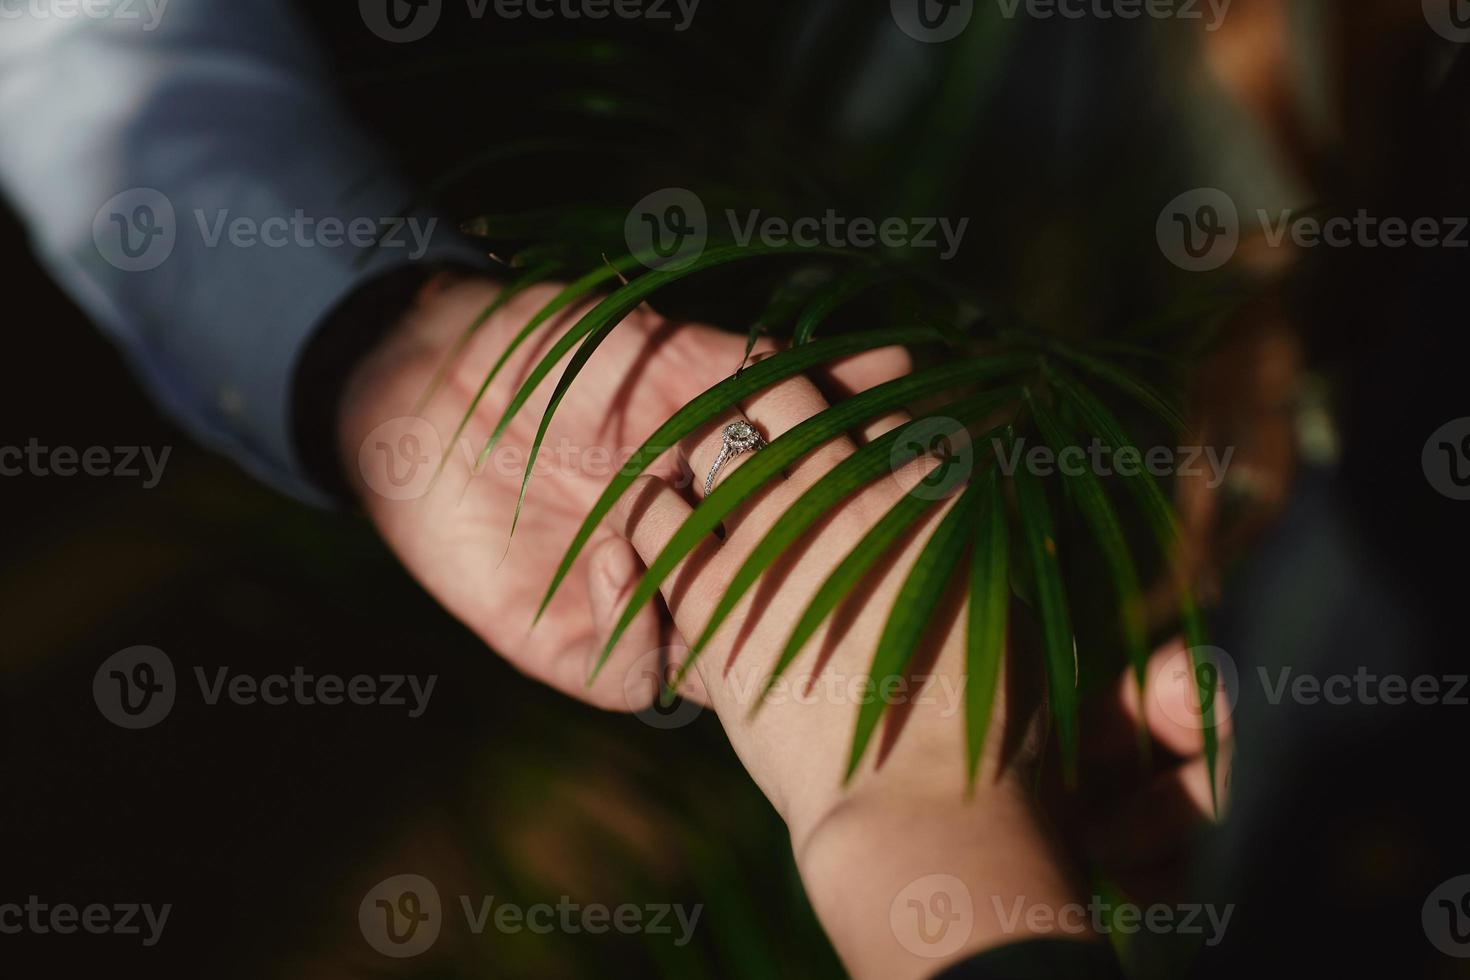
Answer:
[337,273,908,712]
[338,273,747,710]
[605,370,1090,979]
[1063,639,1234,903]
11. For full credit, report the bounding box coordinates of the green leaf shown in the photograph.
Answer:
[966,465,1009,791]
[684,387,1021,673]
[1045,369,1181,544]
[739,266,837,370]
[758,422,1012,716]
[760,497,937,711]
[1080,339,1181,364]
[594,359,1033,680]
[1027,392,1149,699]
[535,325,964,625]
[490,244,853,540]
[1050,344,1187,433]
[792,263,892,345]
[1047,366,1219,815]
[1012,447,1079,784]
[845,477,989,782]
[1182,596,1220,814]
[427,254,643,481]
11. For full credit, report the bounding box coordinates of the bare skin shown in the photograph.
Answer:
[338,272,907,710]
[340,274,1226,976]
[604,373,1230,977]
[604,370,1093,978]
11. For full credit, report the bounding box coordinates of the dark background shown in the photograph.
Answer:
[4,4,1470,978]
[0,198,840,977]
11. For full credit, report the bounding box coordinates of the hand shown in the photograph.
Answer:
[337,272,727,708]
[337,272,905,712]
[1062,639,1234,904]
[605,370,1093,978]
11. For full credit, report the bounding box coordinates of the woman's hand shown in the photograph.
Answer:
[605,368,1095,979]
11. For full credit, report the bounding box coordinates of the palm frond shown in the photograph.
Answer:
[681,387,1021,678]
[1046,365,1219,813]
[758,472,950,713]
[965,464,1010,790]
[792,261,891,345]
[592,359,1028,679]
[433,233,1219,800]
[1012,439,1080,785]
[535,324,948,625]
[487,244,851,537]
[426,257,627,480]
[1028,390,1149,704]
[1051,344,1188,434]
[845,475,989,781]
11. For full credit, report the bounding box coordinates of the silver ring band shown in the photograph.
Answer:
[704,420,767,496]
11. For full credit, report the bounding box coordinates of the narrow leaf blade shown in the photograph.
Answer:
[595,360,1028,679]
[1029,393,1148,696]
[1013,448,1079,784]
[688,387,1020,663]
[966,465,1009,790]
[1048,366,1219,814]
[499,244,852,537]
[845,479,987,781]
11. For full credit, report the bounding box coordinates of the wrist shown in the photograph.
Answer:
[293,264,485,504]
[794,774,1091,980]
[333,272,510,503]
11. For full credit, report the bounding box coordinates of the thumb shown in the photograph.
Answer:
[585,534,709,708]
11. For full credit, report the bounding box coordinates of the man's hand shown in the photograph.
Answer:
[336,272,907,712]
[1064,639,1234,903]
[336,273,732,709]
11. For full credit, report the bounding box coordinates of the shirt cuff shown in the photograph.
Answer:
[69,186,488,507]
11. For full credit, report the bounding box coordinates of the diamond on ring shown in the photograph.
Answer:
[705,420,767,496]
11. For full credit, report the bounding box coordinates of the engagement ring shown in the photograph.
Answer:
[705,420,767,496]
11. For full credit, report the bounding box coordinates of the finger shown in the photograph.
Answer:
[681,411,770,504]
[884,418,980,499]
[740,370,853,493]
[1128,638,1236,758]
[682,381,857,547]
[1082,637,1236,770]
[581,534,669,708]
[810,345,914,442]
[676,338,786,513]
[584,535,711,709]
[609,473,718,633]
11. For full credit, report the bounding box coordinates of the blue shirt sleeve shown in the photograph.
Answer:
[0,0,487,504]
